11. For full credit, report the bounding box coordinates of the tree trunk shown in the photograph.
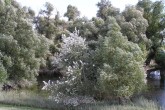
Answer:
[160,69,165,88]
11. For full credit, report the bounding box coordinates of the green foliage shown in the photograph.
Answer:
[137,0,165,40]
[0,63,7,82]
[97,0,120,20]
[64,5,80,21]
[0,0,149,99]
[34,2,64,41]
[51,17,145,99]
[4,0,11,5]
[137,0,165,65]
[121,6,148,44]
[97,17,145,97]
[34,2,70,74]
[44,2,54,15]
[67,17,99,41]
[155,49,165,67]
[0,0,49,83]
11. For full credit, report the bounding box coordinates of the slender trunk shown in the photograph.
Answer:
[160,69,165,88]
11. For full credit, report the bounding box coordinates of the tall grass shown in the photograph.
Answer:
[0,90,64,110]
[76,97,161,110]
[0,90,162,110]
[0,104,46,110]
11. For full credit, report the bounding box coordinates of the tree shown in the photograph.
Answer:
[51,30,92,96]
[50,17,145,99]
[0,0,49,84]
[34,2,57,39]
[97,17,145,97]
[97,0,120,20]
[64,5,80,21]
[120,6,149,52]
[137,0,165,65]
[34,2,69,69]
[67,17,99,41]
[53,29,88,68]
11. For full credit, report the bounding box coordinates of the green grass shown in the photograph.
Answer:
[0,90,64,110]
[75,97,161,110]
[0,104,46,110]
[0,90,162,110]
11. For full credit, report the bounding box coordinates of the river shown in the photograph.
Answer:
[146,79,165,110]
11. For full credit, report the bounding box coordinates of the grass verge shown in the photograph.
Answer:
[0,104,46,110]
[0,90,162,110]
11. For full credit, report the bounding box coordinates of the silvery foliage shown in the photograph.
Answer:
[57,61,81,91]
[52,61,84,95]
[53,28,88,68]
[42,80,54,90]
[46,29,94,105]
[55,95,95,106]
[48,61,96,106]
[48,60,91,106]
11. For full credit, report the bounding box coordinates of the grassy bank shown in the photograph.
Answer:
[0,104,46,110]
[75,97,161,110]
[0,90,64,110]
[0,90,162,110]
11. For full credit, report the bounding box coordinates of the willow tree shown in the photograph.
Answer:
[97,17,145,97]
[137,0,165,66]
[120,6,149,54]
[34,2,57,40]
[64,5,80,21]
[0,0,49,84]
[96,0,120,20]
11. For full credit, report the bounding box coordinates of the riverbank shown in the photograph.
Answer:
[0,90,161,110]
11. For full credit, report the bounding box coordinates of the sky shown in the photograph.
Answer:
[16,0,140,19]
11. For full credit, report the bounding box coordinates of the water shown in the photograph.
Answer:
[147,70,160,80]
[37,74,60,89]
[146,79,165,110]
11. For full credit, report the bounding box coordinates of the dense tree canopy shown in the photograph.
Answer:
[97,17,144,97]
[0,0,164,100]
[51,3,146,98]
[137,0,165,66]
[96,0,120,20]
[0,0,49,83]
[64,5,80,21]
